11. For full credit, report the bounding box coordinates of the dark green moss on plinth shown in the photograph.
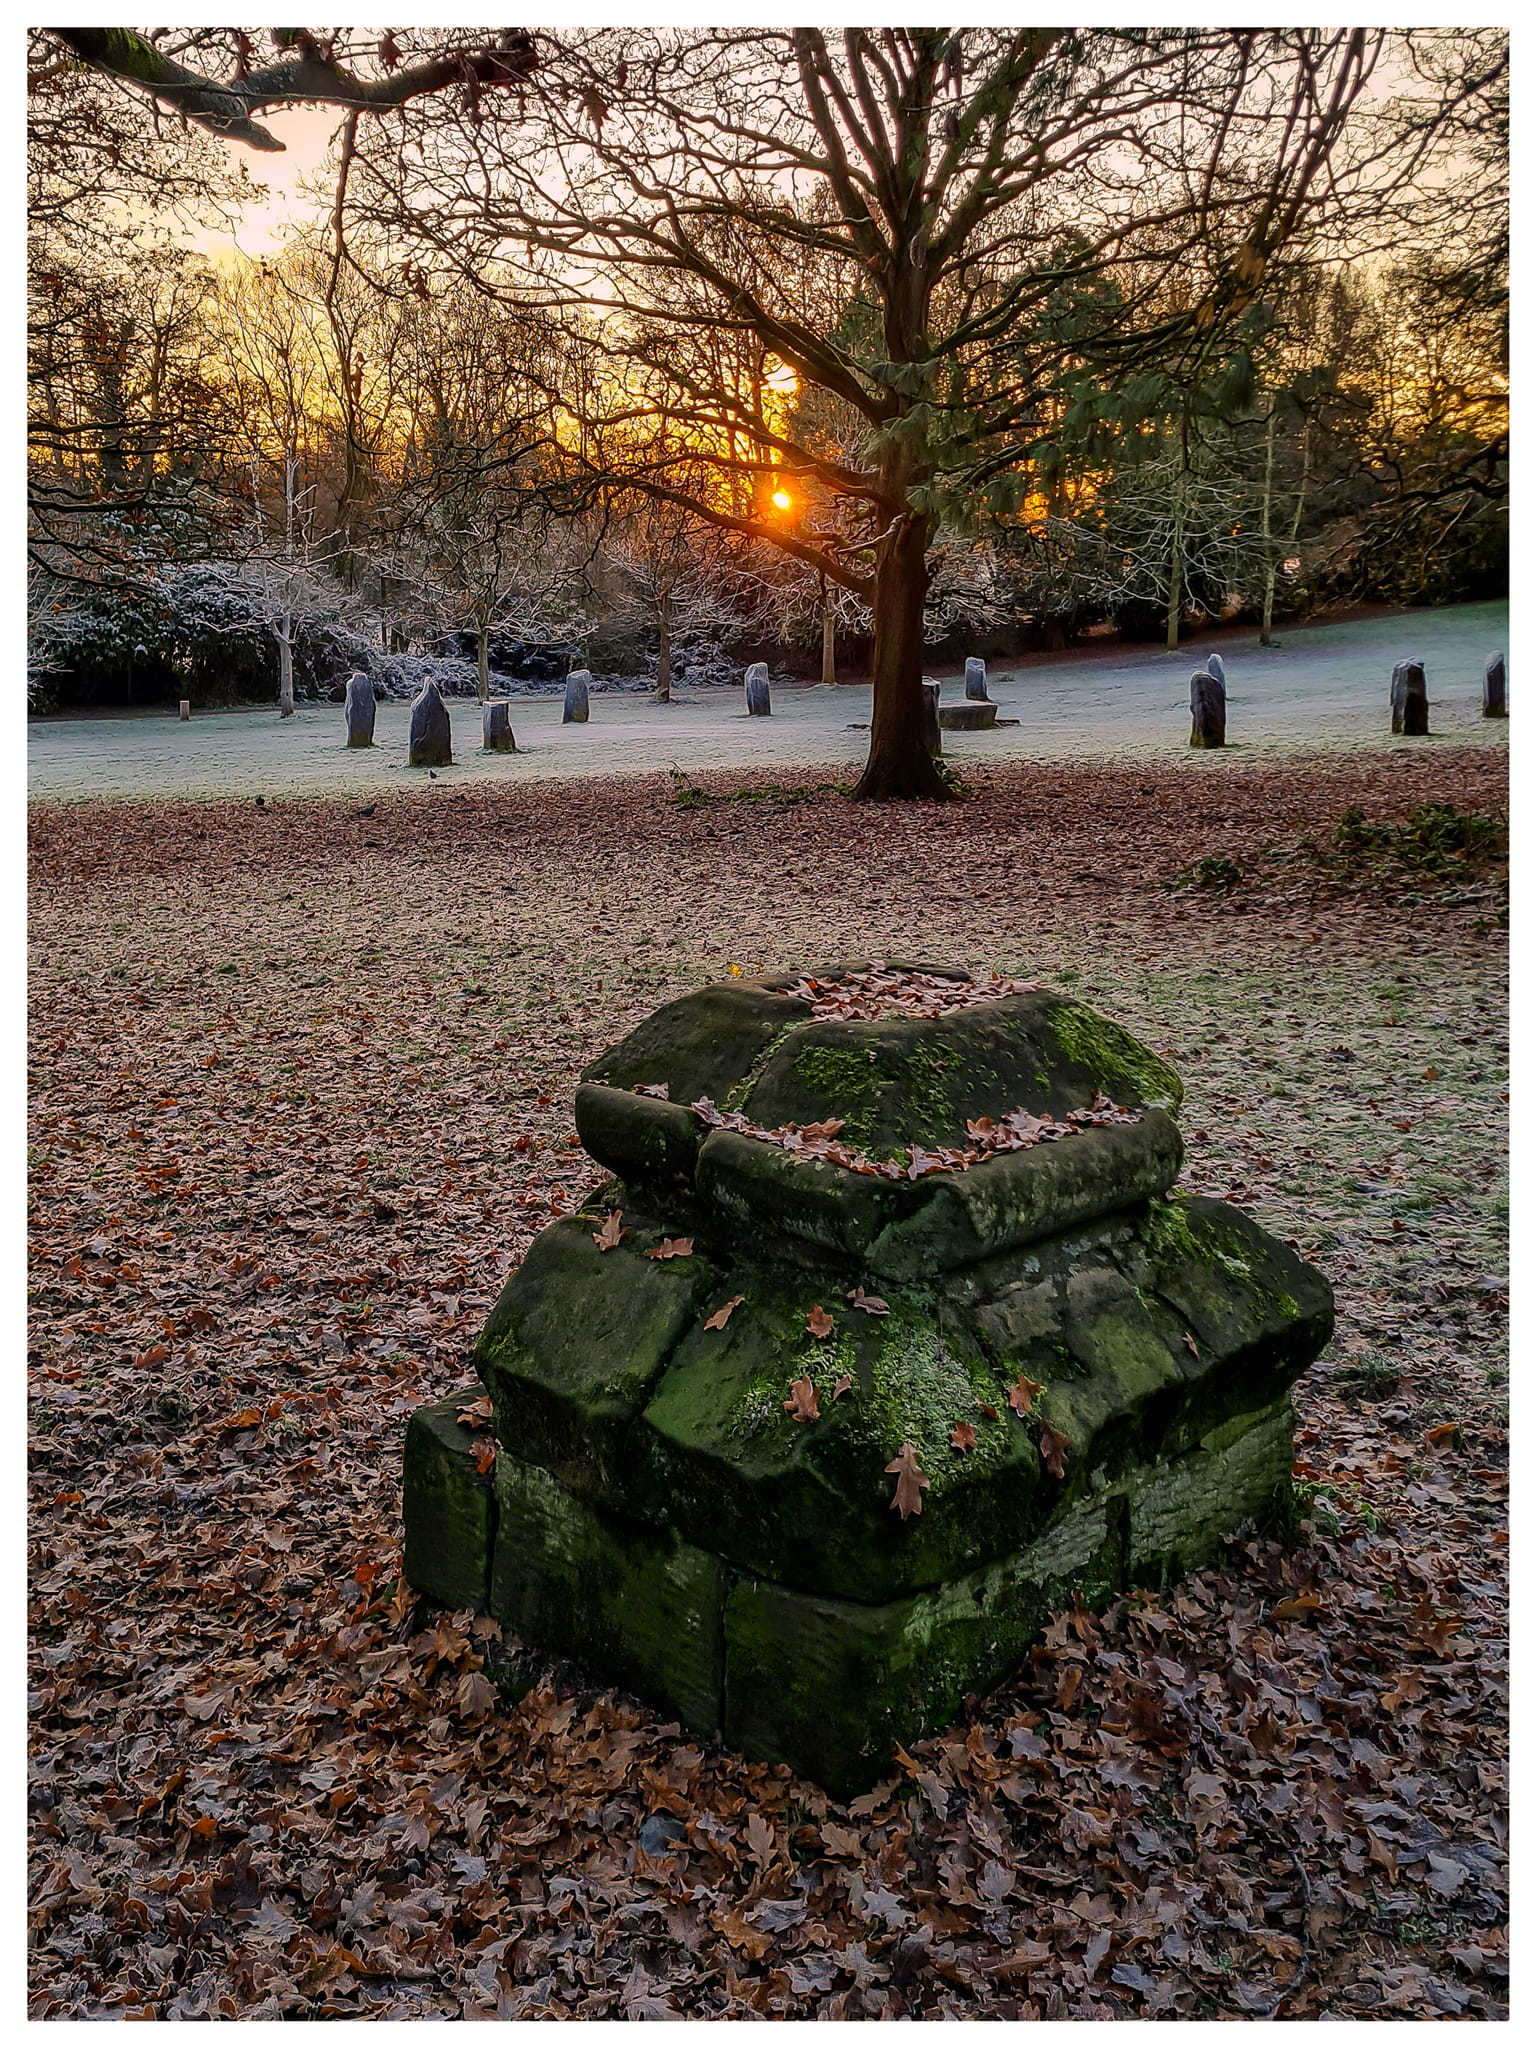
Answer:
[491,1452,726,1737]
[403,1393,495,1613]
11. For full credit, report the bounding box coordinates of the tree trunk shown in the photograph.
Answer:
[278,629,295,717]
[655,587,672,702]
[1259,401,1277,646]
[852,515,948,801]
[477,624,490,704]
[821,586,836,687]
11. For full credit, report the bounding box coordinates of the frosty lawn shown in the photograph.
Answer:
[28,599,1508,804]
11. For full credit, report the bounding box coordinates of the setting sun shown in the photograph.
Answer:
[771,489,792,511]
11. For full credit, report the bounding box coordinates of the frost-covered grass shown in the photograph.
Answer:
[28,599,1508,803]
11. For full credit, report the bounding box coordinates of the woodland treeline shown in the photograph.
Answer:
[28,29,1506,791]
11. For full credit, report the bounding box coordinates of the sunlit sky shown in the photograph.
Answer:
[198,106,341,260]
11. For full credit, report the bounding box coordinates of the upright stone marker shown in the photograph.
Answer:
[744,662,772,716]
[403,964,1333,1794]
[482,701,516,752]
[921,679,943,755]
[178,700,190,721]
[345,670,376,748]
[964,656,989,702]
[1206,651,1226,687]
[563,670,591,724]
[409,679,452,766]
[1189,668,1226,748]
[1391,659,1428,737]
[1484,652,1507,719]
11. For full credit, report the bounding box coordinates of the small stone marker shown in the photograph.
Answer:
[1206,652,1226,687]
[1391,659,1428,737]
[482,700,516,752]
[1484,652,1506,719]
[921,679,943,755]
[178,700,190,721]
[344,670,376,748]
[563,670,591,724]
[964,656,989,702]
[938,700,998,731]
[409,679,452,767]
[744,662,771,716]
[1189,668,1226,748]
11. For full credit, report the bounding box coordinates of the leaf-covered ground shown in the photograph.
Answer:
[29,746,1508,2018]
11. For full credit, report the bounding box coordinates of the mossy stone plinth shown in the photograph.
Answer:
[724,1397,1295,1794]
[403,968,1335,1793]
[474,1205,721,1502]
[491,1453,725,1736]
[460,1186,1326,1607]
[578,975,1183,1237]
[403,1393,495,1612]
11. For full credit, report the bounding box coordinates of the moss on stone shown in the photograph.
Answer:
[402,971,1336,1792]
[491,1452,726,1736]
[1049,1001,1183,1112]
[474,1210,721,1509]
[403,1391,495,1613]
[634,1275,1043,1603]
[722,1485,1122,1797]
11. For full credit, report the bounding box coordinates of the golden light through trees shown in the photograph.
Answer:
[28,26,1506,787]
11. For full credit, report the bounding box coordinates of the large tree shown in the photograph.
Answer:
[40,26,1505,768]
[344,27,1488,796]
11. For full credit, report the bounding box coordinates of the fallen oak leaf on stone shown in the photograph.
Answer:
[473,1439,497,1477]
[592,1210,626,1253]
[647,1236,694,1261]
[832,1373,853,1400]
[847,1285,889,1315]
[1038,1421,1070,1479]
[951,1422,977,1452]
[1007,1373,1043,1417]
[886,1442,930,1518]
[806,1304,833,1339]
[456,1394,494,1431]
[784,1376,820,1422]
[703,1295,744,1331]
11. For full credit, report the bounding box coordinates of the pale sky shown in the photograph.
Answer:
[197,105,342,261]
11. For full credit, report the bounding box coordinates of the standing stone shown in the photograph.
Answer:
[964,656,989,702]
[1206,652,1226,688]
[563,670,591,724]
[409,679,452,767]
[744,662,772,716]
[345,671,376,748]
[483,701,516,752]
[1391,659,1428,737]
[1189,669,1226,749]
[1484,652,1506,719]
[921,680,943,756]
[178,700,190,721]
